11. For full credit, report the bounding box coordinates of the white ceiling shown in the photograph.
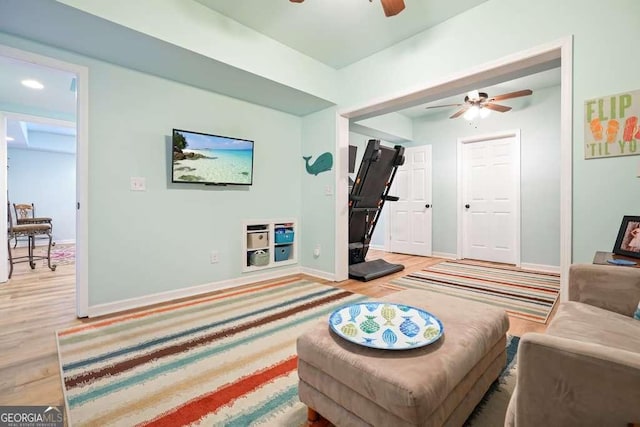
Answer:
[0,55,77,118]
[0,0,557,128]
[0,55,77,153]
[194,0,489,69]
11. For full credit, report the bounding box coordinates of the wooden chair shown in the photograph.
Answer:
[7,204,56,278]
[12,203,53,248]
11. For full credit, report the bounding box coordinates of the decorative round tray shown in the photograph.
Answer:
[328,302,444,350]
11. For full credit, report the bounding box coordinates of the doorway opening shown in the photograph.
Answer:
[336,37,572,298]
[0,44,89,317]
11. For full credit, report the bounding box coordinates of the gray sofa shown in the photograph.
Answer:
[505,263,640,426]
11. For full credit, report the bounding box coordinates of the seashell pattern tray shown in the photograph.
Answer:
[328,302,444,350]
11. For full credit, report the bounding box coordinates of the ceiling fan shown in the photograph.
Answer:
[289,0,406,17]
[425,89,533,119]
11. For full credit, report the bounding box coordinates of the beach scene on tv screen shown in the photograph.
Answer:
[172,130,253,184]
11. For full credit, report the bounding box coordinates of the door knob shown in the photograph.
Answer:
[465,204,470,209]
[425,204,431,208]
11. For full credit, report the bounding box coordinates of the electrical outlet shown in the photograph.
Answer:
[130,177,146,191]
[324,186,333,196]
[210,251,219,264]
[313,244,321,257]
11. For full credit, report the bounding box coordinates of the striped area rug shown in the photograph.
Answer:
[390,261,560,323]
[56,278,366,426]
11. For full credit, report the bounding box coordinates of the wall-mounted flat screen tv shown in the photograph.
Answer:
[172,129,254,185]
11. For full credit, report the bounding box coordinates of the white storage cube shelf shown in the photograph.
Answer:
[243,220,297,272]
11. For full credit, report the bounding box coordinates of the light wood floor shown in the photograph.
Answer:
[0,247,555,406]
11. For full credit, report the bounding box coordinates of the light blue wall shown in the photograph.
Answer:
[300,107,336,272]
[28,131,76,154]
[412,85,561,266]
[338,0,640,263]
[0,32,302,305]
[8,146,76,243]
[3,0,639,307]
[87,64,302,305]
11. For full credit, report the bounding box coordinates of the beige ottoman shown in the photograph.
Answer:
[297,289,509,427]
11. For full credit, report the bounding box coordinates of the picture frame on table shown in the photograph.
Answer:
[613,215,640,259]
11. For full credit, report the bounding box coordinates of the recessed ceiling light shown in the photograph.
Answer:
[21,79,44,90]
[6,137,15,142]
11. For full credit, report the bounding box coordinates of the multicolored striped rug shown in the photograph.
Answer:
[56,278,366,426]
[391,261,560,323]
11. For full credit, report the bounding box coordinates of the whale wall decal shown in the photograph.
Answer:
[303,152,333,175]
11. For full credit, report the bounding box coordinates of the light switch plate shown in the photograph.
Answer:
[130,177,146,191]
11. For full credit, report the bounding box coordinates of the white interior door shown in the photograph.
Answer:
[389,145,432,256]
[458,130,520,265]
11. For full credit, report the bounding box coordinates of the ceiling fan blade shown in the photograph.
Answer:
[289,0,304,3]
[484,103,512,113]
[450,107,469,119]
[489,89,533,102]
[381,0,405,17]
[424,103,463,110]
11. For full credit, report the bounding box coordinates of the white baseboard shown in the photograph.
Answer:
[368,244,387,251]
[432,252,457,260]
[300,267,336,282]
[87,267,301,318]
[13,238,75,248]
[520,263,560,274]
[55,239,76,245]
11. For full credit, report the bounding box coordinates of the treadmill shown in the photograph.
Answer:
[348,139,405,281]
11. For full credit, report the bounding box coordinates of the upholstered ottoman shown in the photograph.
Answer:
[297,289,509,427]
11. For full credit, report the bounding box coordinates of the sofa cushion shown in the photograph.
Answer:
[547,301,640,353]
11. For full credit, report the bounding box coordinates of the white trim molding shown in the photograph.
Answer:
[432,252,457,260]
[336,36,572,300]
[558,37,573,301]
[368,244,387,251]
[0,43,90,317]
[520,263,561,274]
[88,267,302,318]
[301,267,336,282]
[334,113,349,282]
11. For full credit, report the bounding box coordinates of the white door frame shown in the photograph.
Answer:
[456,129,521,265]
[336,36,572,301]
[0,44,89,317]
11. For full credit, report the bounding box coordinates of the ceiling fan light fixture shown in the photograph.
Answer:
[464,106,479,121]
[479,107,491,119]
